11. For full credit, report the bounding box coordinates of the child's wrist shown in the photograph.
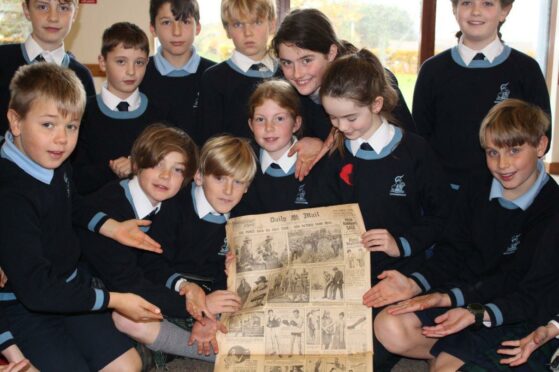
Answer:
[1,345,25,363]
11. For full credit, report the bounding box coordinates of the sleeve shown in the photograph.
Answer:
[70,166,110,231]
[384,68,416,133]
[81,70,96,98]
[196,69,224,144]
[0,193,109,313]
[0,311,15,352]
[412,60,436,140]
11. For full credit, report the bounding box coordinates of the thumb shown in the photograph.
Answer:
[135,219,152,227]
[434,313,448,324]
[377,271,389,280]
[218,321,228,334]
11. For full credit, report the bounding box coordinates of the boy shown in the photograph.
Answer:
[197,0,278,142]
[0,0,95,134]
[141,0,216,138]
[80,123,222,360]
[369,99,559,370]
[0,63,164,371]
[72,22,168,195]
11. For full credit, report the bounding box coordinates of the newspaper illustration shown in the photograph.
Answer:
[215,204,373,372]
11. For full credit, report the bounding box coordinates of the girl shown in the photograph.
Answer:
[235,79,323,216]
[271,8,415,142]
[413,0,551,190]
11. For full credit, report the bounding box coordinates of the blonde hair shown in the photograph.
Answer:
[131,123,199,186]
[479,99,549,149]
[221,0,276,27]
[199,135,257,184]
[9,63,86,120]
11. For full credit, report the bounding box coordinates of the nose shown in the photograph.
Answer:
[126,62,135,76]
[337,120,349,133]
[471,1,481,15]
[224,180,234,195]
[54,127,68,144]
[498,154,510,169]
[160,168,171,179]
[243,24,254,37]
[48,5,59,22]
[172,21,182,36]
[292,63,303,79]
[265,120,274,132]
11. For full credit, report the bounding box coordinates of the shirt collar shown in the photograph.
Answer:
[101,82,141,111]
[153,45,201,76]
[230,50,275,73]
[128,176,161,218]
[24,35,66,65]
[260,137,298,174]
[193,184,230,221]
[458,36,504,65]
[0,131,54,184]
[349,117,395,156]
[489,159,549,211]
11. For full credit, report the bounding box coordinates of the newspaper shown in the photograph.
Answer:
[215,204,373,372]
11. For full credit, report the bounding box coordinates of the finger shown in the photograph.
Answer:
[188,334,195,346]
[496,347,521,356]
[202,340,211,356]
[218,321,228,334]
[501,340,520,347]
[202,305,216,321]
[211,338,220,354]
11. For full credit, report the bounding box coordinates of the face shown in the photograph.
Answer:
[150,2,201,66]
[278,43,337,96]
[249,99,301,159]
[7,98,80,169]
[23,0,78,51]
[99,44,148,100]
[484,135,547,200]
[322,95,383,141]
[137,151,186,206]
[194,171,248,214]
[453,0,512,49]
[226,13,276,60]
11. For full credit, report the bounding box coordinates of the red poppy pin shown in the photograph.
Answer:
[339,163,353,186]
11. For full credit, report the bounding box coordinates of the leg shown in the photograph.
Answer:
[100,348,141,372]
[430,352,464,372]
[374,308,437,359]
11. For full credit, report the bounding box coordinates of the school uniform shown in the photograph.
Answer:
[0,312,15,353]
[319,119,451,279]
[78,177,191,318]
[140,46,215,139]
[197,51,279,142]
[0,37,96,133]
[234,139,324,216]
[296,68,417,141]
[413,37,552,188]
[140,183,229,292]
[0,134,132,372]
[72,86,167,195]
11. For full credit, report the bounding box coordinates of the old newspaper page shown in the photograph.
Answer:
[215,204,373,372]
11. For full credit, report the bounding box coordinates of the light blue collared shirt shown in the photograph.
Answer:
[349,117,395,156]
[458,36,504,65]
[24,35,66,65]
[153,46,201,77]
[260,137,297,174]
[230,50,276,73]
[0,131,54,184]
[489,159,549,210]
[128,176,161,219]
[100,83,141,112]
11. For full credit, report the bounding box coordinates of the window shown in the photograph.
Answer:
[196,1,234,62]
[0,0,30,44]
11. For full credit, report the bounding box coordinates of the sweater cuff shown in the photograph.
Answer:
[549,319,559,338]
[409,272,429,293]
[0,331,15,351]
[166,273,187,291]
[485,303,503,327]
[398,237,411,257]
[446,288,465,307]
[88,212,110,233]
[92,288,109,311]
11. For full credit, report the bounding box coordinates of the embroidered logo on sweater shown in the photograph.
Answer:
[64,172,70,198]
[218,237,228,256]
[192,92,200,109]
[390,175,406,197]
[494,82,510,103]
[339,163,354,186]
[504,233,521,255]
[295,184,309,205]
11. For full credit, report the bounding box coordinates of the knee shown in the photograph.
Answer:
[374,309,415,355]
[102,348,142,372]
[112,312,146,340]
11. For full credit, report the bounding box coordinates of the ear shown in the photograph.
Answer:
[536,135,549,158]
[268,18,277,36]
[71,4,78,23]
[195,22,201,36]
[292,116,302,133]
[327,44,338,62]
[248,118,254,133]
[225,25,232,40]
[371,96,384,114]
[98,54,106,72]
[7,109,22,137]
[499,3,513,22]
[22,1,31,21]
[149,24,157,38]
[194,170,203,186]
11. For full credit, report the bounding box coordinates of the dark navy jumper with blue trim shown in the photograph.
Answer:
[0,311,15,352]
[140,56,215,140]
[72,94,167,195]
[0,43,96,134]
[413,46,552,187]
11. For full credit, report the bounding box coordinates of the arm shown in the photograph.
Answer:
[412,60,436,139]
[498,323,559,367]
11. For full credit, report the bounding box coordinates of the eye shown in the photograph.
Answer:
[42,122,54,129]
[482,1,494,6]
[36,3,48,11]
[347,115,357,122]
[59,4,72,12]
[255,19,263,26]
[275,114,287,123]
[136,59,147,66]
[253,116,265,124]
[173,166,186,175]
[232,21,243,29]
[509,147,521,155]
[115,58,126,65]
[302,57,313,65]
[486,149,498,157]
[184,18,192,25]
[161,20,171,26]
[280,60,292,67]
[66,123,79,131]
[234,179,246,186]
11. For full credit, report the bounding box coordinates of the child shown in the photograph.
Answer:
[197,0,278,142]
[272,8,416,142]
[72,22,168,195]
[235,79,323,216]
[141,134,256,308]
[371,99,559,371]
[0,0,95,134]
[141,0,216,137]
[0,63,164,371]
[413,0,551,190]
[318,49,451,370]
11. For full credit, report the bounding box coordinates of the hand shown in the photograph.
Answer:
[225,250,236,276]
[421,308,474,338]
[179,282,214,323]
[0,266,7,287]
[109,156,132,178]
[206,290,241,315]
[0,360,32,372]
[387,292,451,315]
[361,229,400,257]
[99,219,162,253]
[498,325,558,366]
[109,292,163,322]
[362,270,421,308]
[288,137,323,181]
[189,318,228,356]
